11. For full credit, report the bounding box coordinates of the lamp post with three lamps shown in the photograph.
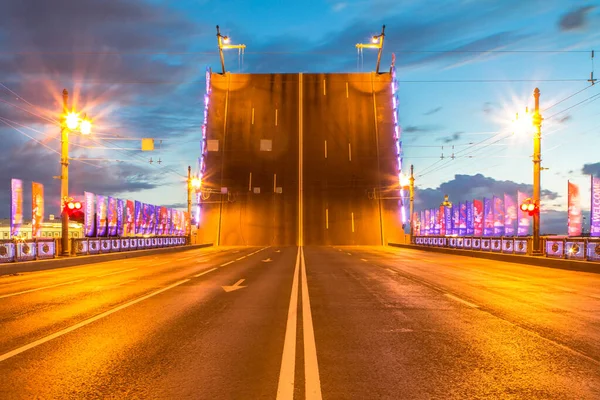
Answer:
[59,89,92,256]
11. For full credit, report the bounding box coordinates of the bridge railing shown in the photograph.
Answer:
[72,236,187,256]
[412,236,600,262]
[0,238,57,263]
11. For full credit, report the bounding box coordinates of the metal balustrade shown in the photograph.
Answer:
[410,236,600,262]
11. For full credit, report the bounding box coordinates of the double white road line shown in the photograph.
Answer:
[277,247,322,399]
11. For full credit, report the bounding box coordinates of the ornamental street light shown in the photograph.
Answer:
[513,88,543,254]
[59,89,93,256]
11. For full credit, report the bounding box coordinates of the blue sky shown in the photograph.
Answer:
[0,0,598,233]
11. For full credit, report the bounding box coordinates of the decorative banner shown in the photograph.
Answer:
[161,207,169,235]
[117,199,125,236]
[504,193,517,237]
[473,199,483,236]
[126,200,135,236]
[517,191,530,236]
[452,206,459,236]
[135,201,143,234]
[84,192,96,237]
[424,209,430,236]
[459,202,467,236]
[433,208,440,235]
[32,182,44,238]
[493,196,505,236]
[10,179,23,237]
[592,176,600,237]
[184,211,190,237]
[420,210,425,236]
[413,212,420,236]
[466,201,474,236]
[141,203,151,234]
[439,205,446,236]
[107,197,118,236]
[444,206,452,236]
[167,208,173,235]
[96,195,107,237]
[483,197,493,237]
[567,181,582,237]
[148,205,156,235]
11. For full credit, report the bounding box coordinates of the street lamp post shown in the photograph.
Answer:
[409,164,415,241]
[60,89,69,256]
[59,89,92,256]
[355,25,386,74]
[532,88,543,255]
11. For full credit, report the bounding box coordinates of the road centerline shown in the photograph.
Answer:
[0,279,86,299]
[97,267,138,278]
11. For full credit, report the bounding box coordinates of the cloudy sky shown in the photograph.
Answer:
[0,0,598,234]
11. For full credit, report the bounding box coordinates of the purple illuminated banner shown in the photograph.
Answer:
[466,201,474,236]
[592,176,600,237]
[84,192,96,237]
[452,206,459,236]
[107,197,117,236]
[440,206,446,236]
[459,202,467,236]
[135,201,143,234]
[568,181,582,237]
[117,199,125,237]
[504,193,517,237]
[142,203,152,234]
[126,200,135,236]
[420,210,426,236]
[96,195,107,237]
[32,182,44,238]
[493,196,504,236]
[434,208,441,235]
[517,191,530,236]
[10,179,23,237]
[473,199,483,236]
[483,197,493,237]
[424,209,430,235]
[148,205,156,235]
[444,206,452,236]
[430,208,436,235]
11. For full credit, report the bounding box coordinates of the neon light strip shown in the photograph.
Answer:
[195,67,212,226]
[391,66,406,224]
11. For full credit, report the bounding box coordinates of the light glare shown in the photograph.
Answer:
[66,113,79,130]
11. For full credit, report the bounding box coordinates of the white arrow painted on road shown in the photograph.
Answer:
[262,258,272,263]
[222,279,246,292]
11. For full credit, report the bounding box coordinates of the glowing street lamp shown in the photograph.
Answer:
[216,25,246,74]
[356,25,386,74]
[59,89,93,255]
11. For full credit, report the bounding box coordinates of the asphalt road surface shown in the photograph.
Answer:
[1,247,599,399]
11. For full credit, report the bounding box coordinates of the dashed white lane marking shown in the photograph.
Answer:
[0,279,191,362]
[386,268,397,274]
[97,268,138,278]
[236,256,247,261]
[444,293,479,308]
[0,279,85,299]
[361,259,368,262]
[220,261,235,267]
[347,252,352,256]
[194,267,218,278]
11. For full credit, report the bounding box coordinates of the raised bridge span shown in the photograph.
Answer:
[197,72,404,246]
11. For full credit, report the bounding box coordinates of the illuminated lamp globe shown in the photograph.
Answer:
[74,202,82,209]
[371,36,379,43]
[520,203,528,212]
[66,113,80,130]
[67,202,75,209]
[527,203,535,212]
[80,119,92,135]
[223,37,230,44]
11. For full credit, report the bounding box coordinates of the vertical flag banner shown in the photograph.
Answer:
[517,191,530,236]
[84,192,95,237]
[167,208,173,235]
[184,211,190,237]
[567,181,582,237]
[96,195,107,237]
[134,201,143,234]
[591,176,600,237]
[452,206,459,236]
[149,205,156,235]
[434,208,441,235]
[142,203,151,234]
[504,193,517,237]
[459,202,467,236]
[107,197,118,236]
[473,199,483,236]
[493,196,505,236]
[466,201,474,236]
[414,212,420,236]
[10,179,23,237]
[444,206,452,236]
[420,210,425,236]
[424,209,430,235]
[126,200,135,236]
[32,182,44,238]
[117,199,125,236]
[439,205,446,236]
[161,207,169,235]
[483,197,493,237]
